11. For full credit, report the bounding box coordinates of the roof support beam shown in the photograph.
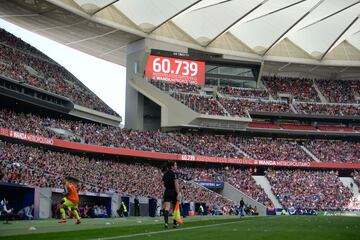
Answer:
[191,0,232,12]
[350,29,360,36]
[244,0,306,24]
[309,65,319,72]
[320,15,360,60]
[297,1,360,31]
[262,0,325,56]
[278,62,291,71]
[205,0,269,47]
[148,0,202,34]
[90,0,119,16]
[339,66,349,73]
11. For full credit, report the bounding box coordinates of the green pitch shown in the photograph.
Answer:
[0,215,359,240]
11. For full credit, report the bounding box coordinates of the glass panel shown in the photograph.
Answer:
[205,63,258,88]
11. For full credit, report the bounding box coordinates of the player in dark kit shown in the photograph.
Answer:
[162,161,181,229]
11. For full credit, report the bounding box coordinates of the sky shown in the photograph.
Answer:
[0,19,126,120]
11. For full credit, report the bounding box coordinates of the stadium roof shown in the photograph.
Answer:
[1,0,360,67]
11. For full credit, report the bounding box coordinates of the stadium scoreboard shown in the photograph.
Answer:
[145,55,205,86]
[146,49,261,88]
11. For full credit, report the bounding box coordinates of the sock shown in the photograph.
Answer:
[60,208,66,219]
[173,219,177,225]
[72,209,80,220]
[164,210,169,225]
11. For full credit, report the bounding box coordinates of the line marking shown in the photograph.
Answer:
[88,220,241,240]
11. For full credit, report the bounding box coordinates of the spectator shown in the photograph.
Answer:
[316,79,359,103]
[17,204,34,220]
[134,196,140,216]
[0,29,118,116]
[0,198,14,224]
[262,76,320,102]
[266,169,353,210]
[218,86,269,99]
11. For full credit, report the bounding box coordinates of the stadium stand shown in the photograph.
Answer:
[353,171,360,187]
[303,140,360,163]
[248,122,281,129]
[266,169,353,210]
[279,124,317,131]
[217,86,269,99]
[1,108,359,163]
[150,77,360,117]
[219,98,293,116]
[0,28,118,116]
[180,166,271,206]
[293,102,360,116]
[0,28,51,60]
[317,125,354,132]
[262,76,320,102]
[170,92,226,116]
[0,108,188,154]
[316,79,360,103]
[0,140,233,207]
[230,137,313,162]
[149,79,201,93]
[172,133,243,158]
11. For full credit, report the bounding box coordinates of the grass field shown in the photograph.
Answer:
[0,215,359,240]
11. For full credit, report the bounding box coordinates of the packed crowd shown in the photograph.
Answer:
[173,133,244,158]
[170,93,293,117]
[352,171,360,187]
[317,79,360,103]
[0,29,117,116]
[149,75,360,117]
[170,94,359,117]
[220,98,293,117]
[232,137,313,162]
[149,79,200,93]
[0,141,232,207]
[181,181,234,207]
[217,86,269,99]
[179,166,271,206]
[170,92,226,116]
[304,140,360,163]
[266,169,353,210]
[263,76,320,102]
[0,28,50,60]
[293,102,360,116]
[0,108,188,154]
[2,108,360,164]
[2,138,359,210]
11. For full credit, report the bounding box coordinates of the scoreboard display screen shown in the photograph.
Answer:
[145,55,205,86]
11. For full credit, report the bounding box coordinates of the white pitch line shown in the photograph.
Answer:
[88,220,240,240]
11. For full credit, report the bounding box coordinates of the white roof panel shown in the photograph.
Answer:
[1,0,359,66]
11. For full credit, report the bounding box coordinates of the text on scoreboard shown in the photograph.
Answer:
[145,55,205,86]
